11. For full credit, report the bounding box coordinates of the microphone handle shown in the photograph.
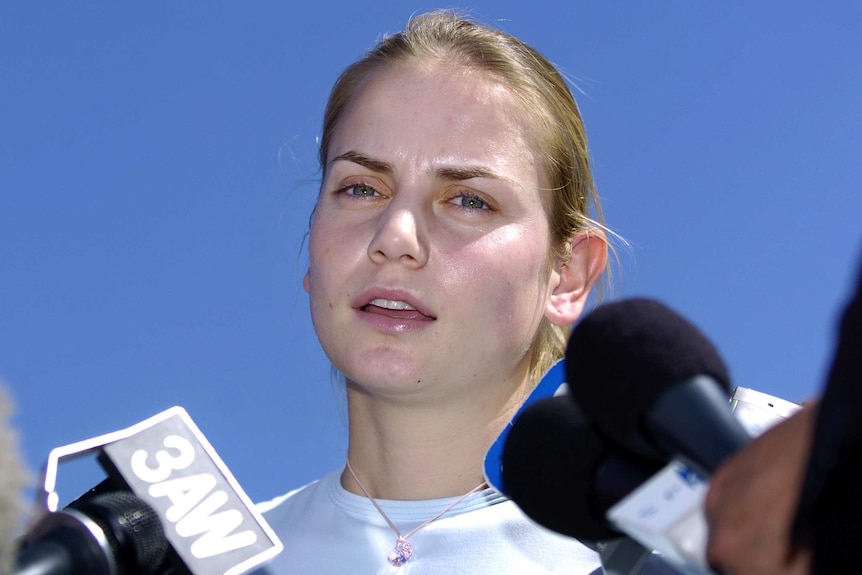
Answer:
[645,375,751,474]
[15,519,113,575]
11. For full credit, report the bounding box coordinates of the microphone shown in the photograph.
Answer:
[566,297,751,473]
[15,490,166,575]
[15,407,282,575]
[501,394,662,542]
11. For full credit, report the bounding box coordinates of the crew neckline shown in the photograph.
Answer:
[325,468,507,523]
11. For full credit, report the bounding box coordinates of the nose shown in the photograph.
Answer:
[367,200,429,269]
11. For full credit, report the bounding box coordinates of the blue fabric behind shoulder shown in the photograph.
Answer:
[483,360,567,492]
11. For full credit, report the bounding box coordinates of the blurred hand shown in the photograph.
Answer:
[704,402,817,575]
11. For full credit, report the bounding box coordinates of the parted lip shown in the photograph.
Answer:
[352,286,437,320]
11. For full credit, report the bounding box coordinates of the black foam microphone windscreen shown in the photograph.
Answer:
[501,395,660,542]
[566,297,748,471]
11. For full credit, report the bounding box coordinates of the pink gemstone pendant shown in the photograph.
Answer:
[387,537,414,566]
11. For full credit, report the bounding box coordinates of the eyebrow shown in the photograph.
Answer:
[331,150,511,184]
[435,165,501,182]
[331,151,393,175]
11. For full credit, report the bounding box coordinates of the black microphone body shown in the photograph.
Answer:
[15,527,106,575]
[567,297,750,473]
[15,491,166,575]
[15,407,281,575]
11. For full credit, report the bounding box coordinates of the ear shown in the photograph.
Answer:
[303,270,311,294]
[544,229,608,326]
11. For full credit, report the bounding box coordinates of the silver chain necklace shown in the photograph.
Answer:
[346,459,487,566]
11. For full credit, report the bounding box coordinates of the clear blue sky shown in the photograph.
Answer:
[2,2,861,507]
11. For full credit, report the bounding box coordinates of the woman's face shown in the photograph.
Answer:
[305,64,560,400]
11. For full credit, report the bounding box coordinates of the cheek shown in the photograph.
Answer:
[307,206,367,265]
[442,227,551,317]
[305,214,366,315]
[305,222,337,317]
[306,216,345,284]
[489,225,550,282]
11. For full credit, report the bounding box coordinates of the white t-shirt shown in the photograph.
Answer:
[251,468,603,575]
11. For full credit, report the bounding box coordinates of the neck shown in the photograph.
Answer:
[341,373,529,500]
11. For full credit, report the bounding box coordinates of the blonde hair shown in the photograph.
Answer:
[318,10,607,383]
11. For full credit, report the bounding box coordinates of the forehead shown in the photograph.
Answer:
[327,63,543,182]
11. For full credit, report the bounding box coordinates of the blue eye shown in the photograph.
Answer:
[455,195,488,210]
[349,184,378,197]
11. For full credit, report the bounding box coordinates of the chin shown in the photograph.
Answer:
[341,359,434,394]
